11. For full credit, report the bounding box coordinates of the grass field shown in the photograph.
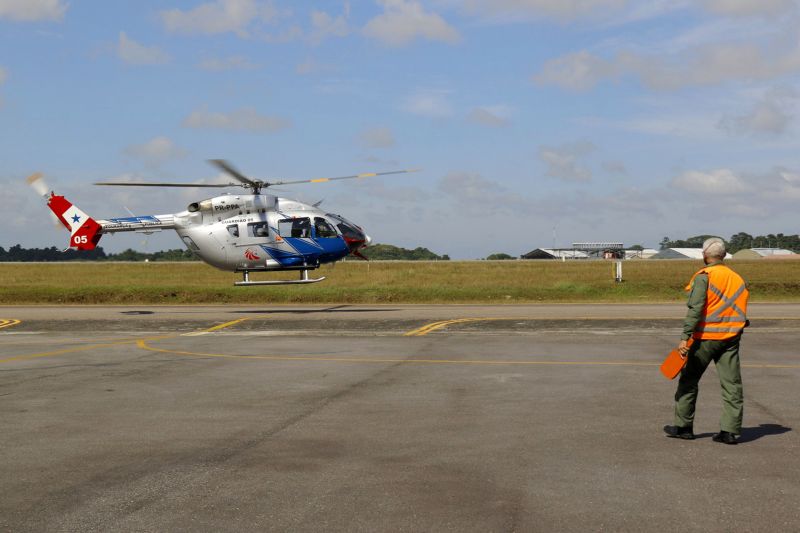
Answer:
[1,260,799,304]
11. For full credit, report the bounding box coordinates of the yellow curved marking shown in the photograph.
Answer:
[0,319,22,330]
[0,335,174,364]
[0,316,250,363]
[135,339,800,368]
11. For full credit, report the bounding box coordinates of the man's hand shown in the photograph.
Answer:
[677,339,690,357]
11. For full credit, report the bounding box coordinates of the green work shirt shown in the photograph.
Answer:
[682,261,723,340]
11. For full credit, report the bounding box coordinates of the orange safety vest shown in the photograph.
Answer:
[685,264,749,340]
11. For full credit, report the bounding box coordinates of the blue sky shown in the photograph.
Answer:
[2,0,800,258]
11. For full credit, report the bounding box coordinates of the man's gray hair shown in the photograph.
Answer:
[703,237,726,259]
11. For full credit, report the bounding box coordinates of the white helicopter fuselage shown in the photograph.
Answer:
[96,193,369,274]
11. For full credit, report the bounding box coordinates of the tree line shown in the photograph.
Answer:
[0,243,450,262]
[0,245,195,262]
[659,233,800,254]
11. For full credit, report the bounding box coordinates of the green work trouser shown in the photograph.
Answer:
[673,335,744,434]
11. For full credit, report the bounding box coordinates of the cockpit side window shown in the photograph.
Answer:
[314,217,337,238]
[247,222,269,238]
[277,218,311,238]
[227,224,239,238]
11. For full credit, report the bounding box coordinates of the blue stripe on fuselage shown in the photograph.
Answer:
[260,237,348,266]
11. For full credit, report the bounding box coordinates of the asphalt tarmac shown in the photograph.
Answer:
[1,304,799,532]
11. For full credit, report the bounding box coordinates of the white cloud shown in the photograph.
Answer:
[467,106,511,127]
[363,0,460,46]
[438,172,530,214]
[702,0,795,17]
[117,32,170,66]
[295,57,336,75]
[534,50,617,91]
[403,89,454,118]
[719,86,798,136]
[535,39,800,91]
[123,137,188,167]
[603,160,628,176]
[358,126,396,149]
[617,113,724,140]
[182,106,291,133]
[0,0,66,21]
[309,4,351,45]
[160,0,279,37]
[671,168,749,195]
[198,55,259,71]
[538,141,594,182]
[459,0,627,21]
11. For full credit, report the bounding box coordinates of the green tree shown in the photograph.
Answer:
[362,244,449,260]
[486,253,515,260]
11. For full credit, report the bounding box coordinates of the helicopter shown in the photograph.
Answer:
[28,160,418,286]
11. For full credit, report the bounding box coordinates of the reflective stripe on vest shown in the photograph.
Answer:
[685,264,749,341]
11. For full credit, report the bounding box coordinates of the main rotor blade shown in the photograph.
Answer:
[270,168,420,187]
[208,159,259,188]
[94,182,238,188]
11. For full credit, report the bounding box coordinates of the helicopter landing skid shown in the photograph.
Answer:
[234,269,326,286]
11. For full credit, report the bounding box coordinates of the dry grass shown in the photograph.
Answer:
[1,260,798,304]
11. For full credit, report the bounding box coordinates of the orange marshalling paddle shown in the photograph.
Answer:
[660,339,693,380]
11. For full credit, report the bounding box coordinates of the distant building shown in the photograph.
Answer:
[521,248,589,260]
[650,248,732,260]
[625,248,659,260]
[572,242,624,259]
[732,248,796,260]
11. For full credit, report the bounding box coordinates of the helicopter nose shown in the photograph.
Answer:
[364,234,372,246]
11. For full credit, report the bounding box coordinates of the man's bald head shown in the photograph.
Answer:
[703,237,726,262]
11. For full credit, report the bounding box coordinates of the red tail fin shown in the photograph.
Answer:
[47,193,103,251]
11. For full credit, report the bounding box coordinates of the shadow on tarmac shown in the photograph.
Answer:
[694,424,792,443]
[738,424,792,443]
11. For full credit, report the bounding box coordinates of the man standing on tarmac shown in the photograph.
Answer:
[664,237,749,445]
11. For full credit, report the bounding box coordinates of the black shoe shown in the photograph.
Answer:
[712,431,738,445]
[664,425,695,440]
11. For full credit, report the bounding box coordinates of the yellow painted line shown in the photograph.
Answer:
[135,340,656,366]
[358,172,377,178]
[0,319,21,330]
[404,316,800,336]
[406,317,525,336]
[311,178,330,183]
[0,335,174,364]
[135,340,800,368]
[205,318,250,332]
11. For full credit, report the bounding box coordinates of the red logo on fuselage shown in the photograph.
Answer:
[244,248,260,261]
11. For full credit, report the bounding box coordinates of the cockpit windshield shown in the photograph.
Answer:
[326,213,364,241]
[314,217,337,238]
